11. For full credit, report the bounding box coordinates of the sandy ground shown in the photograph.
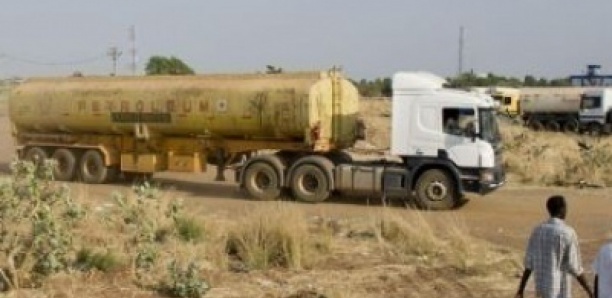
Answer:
[1,99,611,297]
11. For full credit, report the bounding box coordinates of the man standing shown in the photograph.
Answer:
[593,235,612,298]
[515,195,593,298]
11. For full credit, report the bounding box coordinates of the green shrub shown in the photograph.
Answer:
[175,217,205,243]
[75,248,122,272]
[160,260,210,298]
[0,160,85,289]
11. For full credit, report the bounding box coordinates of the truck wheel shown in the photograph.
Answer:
[414,169,457,210]
[51,148,77,181]
[24,147,48,166]
[528,120,544,131]
[243,162,281,201]
[545,121,560,132]
[563,120,579,133]
[290,163,330,203]
[80,150,110,184]
[589,123,602,136]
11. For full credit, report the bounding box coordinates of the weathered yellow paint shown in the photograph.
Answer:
[121,153,164,173]
[9,70,360,150]
[490,87,521,117]
[167,152,204,173]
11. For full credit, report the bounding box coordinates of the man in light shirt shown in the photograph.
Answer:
[593,234,612,298]
[515,195,593,298]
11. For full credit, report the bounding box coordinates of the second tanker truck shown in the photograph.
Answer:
[8,70,505,210]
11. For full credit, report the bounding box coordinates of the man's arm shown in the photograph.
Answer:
[515,268,531,298]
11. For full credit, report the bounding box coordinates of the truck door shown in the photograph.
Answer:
[442,107,480,167]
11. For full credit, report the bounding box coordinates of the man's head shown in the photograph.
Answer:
[546,195,567,219]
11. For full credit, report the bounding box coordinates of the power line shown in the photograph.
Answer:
[0,52,107,66]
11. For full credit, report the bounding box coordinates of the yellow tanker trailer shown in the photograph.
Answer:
[9,70,363,201]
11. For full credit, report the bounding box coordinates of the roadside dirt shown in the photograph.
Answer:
[1,99,611,297]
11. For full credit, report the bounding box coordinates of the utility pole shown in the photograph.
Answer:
[458,26,465,75]
[107,46,122,76]
[129,25,138,76]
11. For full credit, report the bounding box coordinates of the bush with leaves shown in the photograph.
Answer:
[160,260,209,298]
[0,160,85,289]
[109,182,207,285]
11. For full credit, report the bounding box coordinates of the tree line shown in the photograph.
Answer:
[142,57,572,97]
[354,72,571,98]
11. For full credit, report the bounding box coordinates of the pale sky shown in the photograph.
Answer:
[0,0,610,80]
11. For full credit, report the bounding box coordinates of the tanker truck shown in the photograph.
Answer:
[489,87,520,118]
[519,87,587,132]
[8,70,505,210]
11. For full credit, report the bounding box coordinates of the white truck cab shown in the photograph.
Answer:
[580,88,612,134]
[390,72,505,204]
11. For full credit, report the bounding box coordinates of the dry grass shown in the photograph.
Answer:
[358,98,391,150]
[224,204,331,270]
[372,210,520,275]
[0,183,521,297]
[502,122,612,186]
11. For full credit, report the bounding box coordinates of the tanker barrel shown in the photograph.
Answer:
[9,71,361,151]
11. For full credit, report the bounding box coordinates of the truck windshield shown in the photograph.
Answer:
[479,109,501,143]
[580,96,602,109]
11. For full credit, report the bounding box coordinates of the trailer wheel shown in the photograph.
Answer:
[80,150,111,184]
[528,120,544,131]
[290,163,330,203]
[414,169,457,210]
[563,119,579,133]
[24,147,48,166]
[51,148,77,181]
[243,162,281,201]
[545,121,560,132]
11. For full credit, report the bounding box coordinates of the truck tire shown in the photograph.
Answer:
[545,121,560,132]
[80,150,111,184]
[51,148,77,181]
[243,161,282,201]
[528,120,544,131]
[562,119,579,133]
[24,147,48,166]
[290,163,330,203]
[589,123,603,136]
[414,169,457,210]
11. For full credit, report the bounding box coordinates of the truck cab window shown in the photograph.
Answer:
[581,96,602,109]
[443,108,475,136]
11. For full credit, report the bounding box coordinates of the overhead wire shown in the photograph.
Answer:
[0,52,108,66]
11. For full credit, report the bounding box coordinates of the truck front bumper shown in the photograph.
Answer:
[461,167,505,195]
[478,166,506,195]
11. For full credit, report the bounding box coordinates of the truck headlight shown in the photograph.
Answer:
[480,169,495,183]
